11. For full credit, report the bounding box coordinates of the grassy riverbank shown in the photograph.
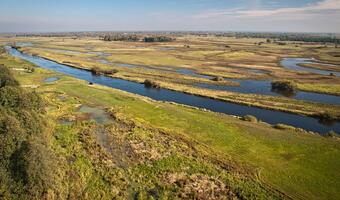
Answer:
[1,46,340,199]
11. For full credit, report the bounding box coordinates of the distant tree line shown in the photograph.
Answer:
[102,34,139,42]
[143,36,175,42]
[7,31,340,44]
[100,34,176,43]
[215,32,340,44]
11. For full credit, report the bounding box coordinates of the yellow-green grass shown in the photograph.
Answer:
[3,51,340,200]
[298,83,340,96]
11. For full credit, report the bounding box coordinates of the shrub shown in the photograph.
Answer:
[91,67,117,75]
[273,123,296,130]
[103,69,118,75]
[144,79,160,88]
[90,66,101,75]
[26,66,35,73]
[325,130,339,138]
[271,80,297,92]
[241,115,258,122]
[144,36,175,43]
[211,76,224,82]
[0,64,19,88]
[317,112,336,121]
[0,86,45,112]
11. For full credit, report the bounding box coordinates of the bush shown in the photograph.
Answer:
[103,69,118,75]
[91,67,118,75]
[0,64,19,88]
[144,36,175,43]
[273,123,296,130]
[317,112,336,121]
[211,76,224,82]
[241,115,258,122]
[26,66,35,73]
[90,66,101,75]
[271,80,297,92]
[144,79,160,88]
[325,130,339,138]
[0,86,45,112]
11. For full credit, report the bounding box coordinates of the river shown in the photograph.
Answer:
[6,46,340,134]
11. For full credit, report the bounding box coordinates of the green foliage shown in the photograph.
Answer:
[271,80,297,92]
[90,66,118,75]
[144,79,160,88]
[102,34,139,42]
[0,64,19,88]
[0,65,62,199]
[143,36,175,42]
[0,86,45,113]
[211,76,224,82]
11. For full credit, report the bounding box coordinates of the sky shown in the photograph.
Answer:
[0,0,339,33]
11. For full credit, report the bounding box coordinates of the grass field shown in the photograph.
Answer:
[1,45,340,199]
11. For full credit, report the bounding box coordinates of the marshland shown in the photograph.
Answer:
[1,0,340,199]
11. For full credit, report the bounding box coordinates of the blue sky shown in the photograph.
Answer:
[0,0,339,33]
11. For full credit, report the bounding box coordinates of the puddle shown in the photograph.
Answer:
[78,105,112,124]
[44,77,59,83]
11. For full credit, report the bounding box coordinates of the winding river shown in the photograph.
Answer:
[6,46,340,134]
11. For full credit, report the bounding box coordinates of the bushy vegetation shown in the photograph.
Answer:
[241,115,258,122]
[271,80,297,92]
[326,130,339,138]
[0,64,19,88]
[0,65,62,199]
[273,123,296,130]
[143,36,175,43]
[216,32,340,44]
[90,66,118,75]
[144,79,160,88]
[211,76,224,82]
[102,34,139,42]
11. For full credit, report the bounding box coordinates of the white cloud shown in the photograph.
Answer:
[195,0,340,18]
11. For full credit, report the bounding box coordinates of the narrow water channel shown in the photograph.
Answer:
[281,58,340,76]
[6,47,340,134]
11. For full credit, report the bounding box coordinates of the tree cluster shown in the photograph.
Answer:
[143,36,175,42]
[102,34,139,42]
